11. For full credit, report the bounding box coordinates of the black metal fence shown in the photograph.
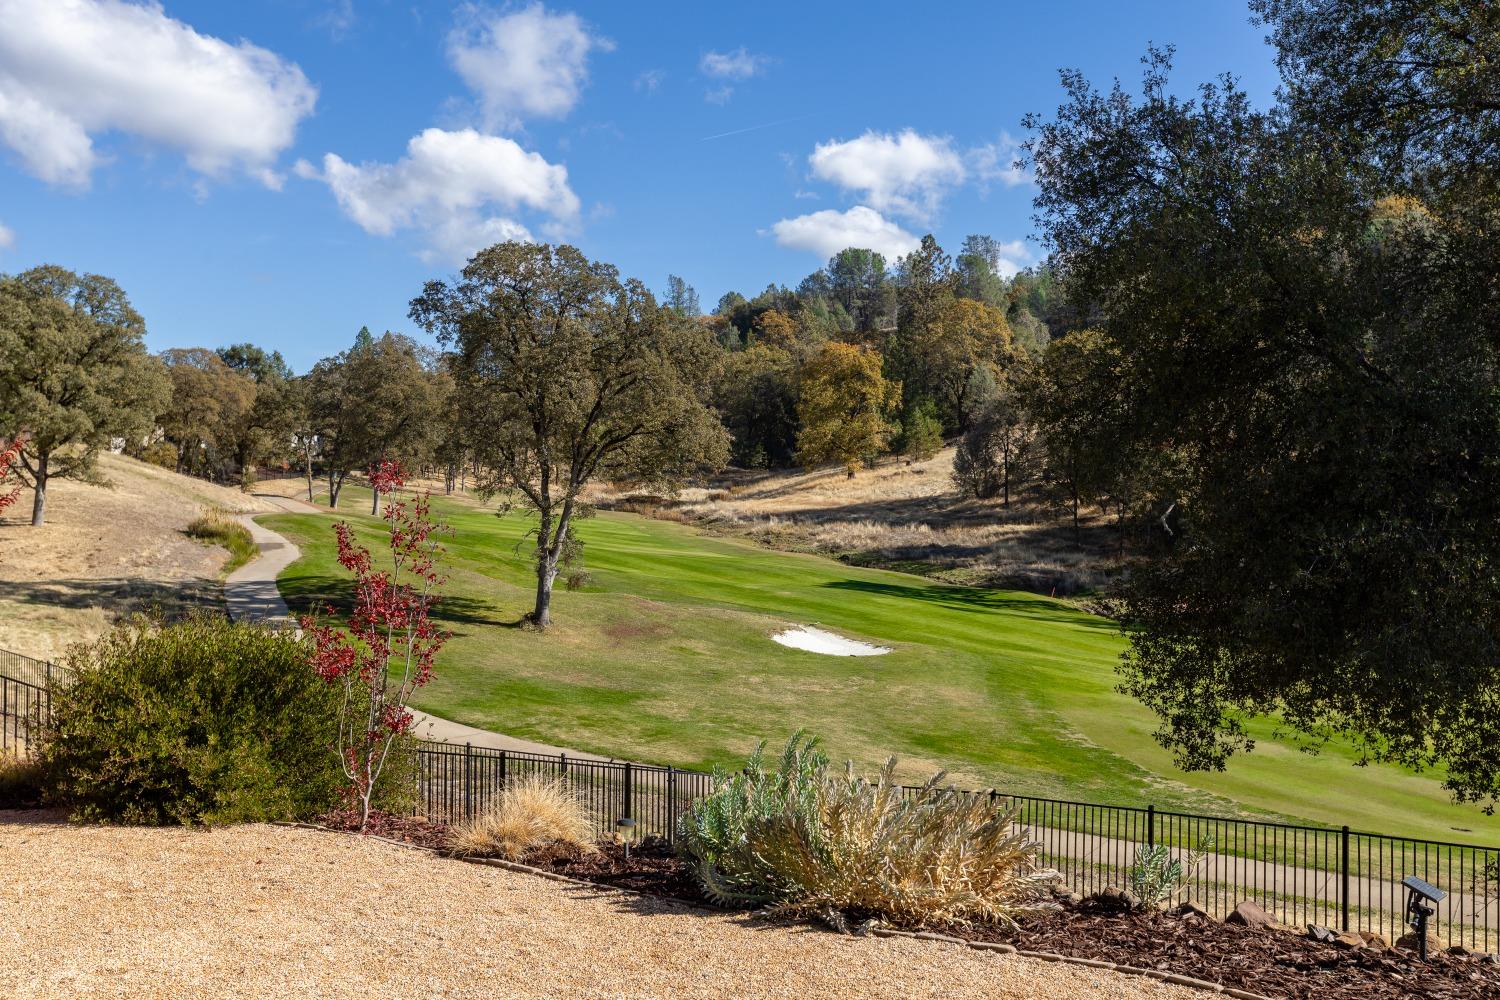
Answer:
[2,645,1496,950]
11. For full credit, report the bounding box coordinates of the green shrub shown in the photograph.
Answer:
[38,614,345,825]
[1128,838,1212,909]
[678,733,1058,929]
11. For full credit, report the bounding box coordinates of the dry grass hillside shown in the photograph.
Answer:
[0,453,276,660]
[595,447,1124,597]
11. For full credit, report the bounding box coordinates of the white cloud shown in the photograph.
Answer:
[634,69,665,93]
[809,130,966,221]
[700,48,767,80]
[969,131,1031,188]
[448,3,610,130]
[0,221,13,249]
[299,127,580,263]
[0,0,316,190]
[768,205,920,261]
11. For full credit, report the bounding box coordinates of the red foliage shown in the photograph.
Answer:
[300,459,450,829]
[0,436,22,515]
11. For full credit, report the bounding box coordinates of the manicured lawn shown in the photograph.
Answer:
[266,489,1500,843]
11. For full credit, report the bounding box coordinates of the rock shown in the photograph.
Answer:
[1175,902,1212,921]
[1333,931,1366,949]
[1224,900,1278,929]
[1091,886,1138,913]
[1062,892,1082,906]
[1307,924,1336,943]
[1396,931,1443,955]
[1358,930,1389,950]
[1446,944,1472,958]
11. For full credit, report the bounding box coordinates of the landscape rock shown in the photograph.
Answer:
[1090,887,1140,913]
[1307,924,1336,943]
[1224,900,1277,930]
[1174,902,1212,921]
[1332,931,1366,949]
[1395,930,1443,955]
[1358,930,1389,950]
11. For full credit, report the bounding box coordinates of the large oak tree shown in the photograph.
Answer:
[0,266,167,525]
[410,242,728,629]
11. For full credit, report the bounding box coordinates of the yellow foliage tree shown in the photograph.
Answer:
[752,308,799,352]
[795,342,901,477]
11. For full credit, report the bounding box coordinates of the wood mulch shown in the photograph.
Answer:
[316,813,1500,1000]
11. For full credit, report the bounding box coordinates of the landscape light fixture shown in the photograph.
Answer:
[1402,875,1446,960]
[615,816,636,860]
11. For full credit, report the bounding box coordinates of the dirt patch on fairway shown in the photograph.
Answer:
[0,816,1210,1000]
[0,453,276,659]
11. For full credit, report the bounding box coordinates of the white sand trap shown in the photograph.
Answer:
[771,625,891,657]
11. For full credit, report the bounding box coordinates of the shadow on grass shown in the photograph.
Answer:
[0,578,221,618]
[821,579,1119,632]
[277,573,517,631]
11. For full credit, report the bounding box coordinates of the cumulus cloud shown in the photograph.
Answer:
[0,221,13,249]
[700,48,766,80]
[0,0,316,189]
[448,3,610,130]
[768,206,920,261]
[809,130,966,221]
[297,127,580,263]
[969,131,1031,188]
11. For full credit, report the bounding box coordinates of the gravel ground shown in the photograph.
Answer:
[0,812,1207,1000]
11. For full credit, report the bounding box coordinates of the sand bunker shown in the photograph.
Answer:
[771,625,891,657]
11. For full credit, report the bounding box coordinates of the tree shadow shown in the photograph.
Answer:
[277,573,515,631]
[820,579,1119,632]
[0,578,220,618]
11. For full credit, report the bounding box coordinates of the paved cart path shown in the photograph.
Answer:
[225,511,1496,945]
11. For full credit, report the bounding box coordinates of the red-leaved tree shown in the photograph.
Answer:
[0,436,22,515]
[300,459,449,830]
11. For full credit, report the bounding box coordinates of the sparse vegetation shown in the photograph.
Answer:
[678,733,1057,929]
[1128,839,1213,910]
[184,507,258,573]
[446,773,597,859]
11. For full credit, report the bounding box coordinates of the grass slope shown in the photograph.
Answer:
[267,489,1500,844]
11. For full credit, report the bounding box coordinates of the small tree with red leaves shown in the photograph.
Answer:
[0,436,22,516]
[300,459,449,830]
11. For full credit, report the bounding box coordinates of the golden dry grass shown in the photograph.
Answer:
[0,453,275,659]
[593,448,1122,595]
[446,773,598,859]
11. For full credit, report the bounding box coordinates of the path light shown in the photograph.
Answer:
[615,816,636,860]
[1402,875,1446,960]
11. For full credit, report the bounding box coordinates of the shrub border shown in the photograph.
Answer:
[273,821,1271,1000]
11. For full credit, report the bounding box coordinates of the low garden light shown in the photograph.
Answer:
[1402,875,1445,960]
[615,816,637,859]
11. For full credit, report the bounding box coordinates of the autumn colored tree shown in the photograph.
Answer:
[795,342,901,477]
[300,461,449,831]
[410,242,728,629]
[0,435,21,515]
[751,308,798,352]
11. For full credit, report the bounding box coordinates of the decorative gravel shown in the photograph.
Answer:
[0,811,1208,1000]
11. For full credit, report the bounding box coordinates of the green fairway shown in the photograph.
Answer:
[266,490,1500,844]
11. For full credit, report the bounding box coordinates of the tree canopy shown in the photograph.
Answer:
[410,241,728,628]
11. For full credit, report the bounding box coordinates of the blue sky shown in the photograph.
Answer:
[0,0,1280,371]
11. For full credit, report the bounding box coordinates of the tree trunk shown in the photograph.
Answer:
[329,469,342,508]
[304,441,315,503]
[30,452,47,527]
[371,487,380,516]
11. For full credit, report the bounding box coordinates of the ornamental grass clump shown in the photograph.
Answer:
[678,733,1057,929]
[446,773,597,860]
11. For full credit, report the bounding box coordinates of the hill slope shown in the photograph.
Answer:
[0,453,275,660]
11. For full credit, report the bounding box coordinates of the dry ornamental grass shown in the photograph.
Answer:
[446,772,598,859]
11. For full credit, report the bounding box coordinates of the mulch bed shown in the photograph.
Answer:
[314,809,451,850]
[957,900,1500,1000]
[309,813,1499,1000]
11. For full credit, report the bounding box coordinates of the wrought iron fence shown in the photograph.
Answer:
[2,645,1496,951]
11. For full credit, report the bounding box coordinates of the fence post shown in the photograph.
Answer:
[560,752,568,777]
[464,742,474,821]
[667,766,676,843]
[1341,825,1351,932]
[498,748,507,790]
[1147,805,1156,848]
[623,761,634,827]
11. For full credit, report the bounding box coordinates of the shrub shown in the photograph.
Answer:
[185,508,258,572]
[1128,839,1212,909]
[446,773,596,859]
[678,733,1058,929]
[0,753,43,808]
[901,400,944,461]
[38,614,345,825]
